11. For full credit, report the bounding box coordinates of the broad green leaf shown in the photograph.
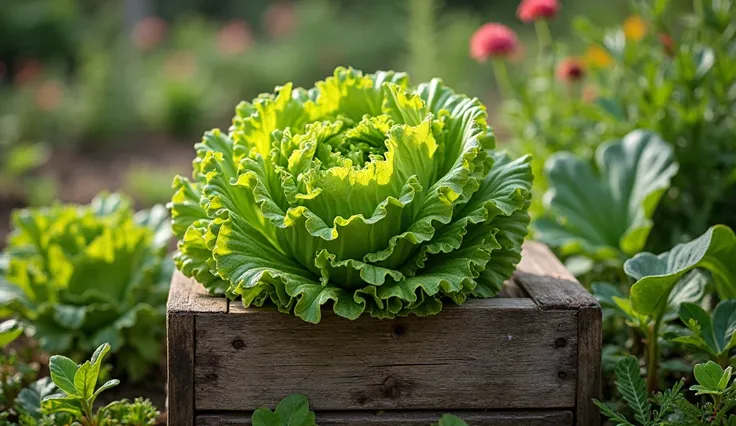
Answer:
[49,355,80,396]
[534,130,677,262]
[713,300,736,353]
[41,394,83,417]
[16,377,58,419]
[274,394,316,426]
[74,362,97,400]
[627,225,736,317]
[0,318,23,347]
[690,362,731,395]
[614,356,650,425]
[91,379,120,400]
[252,407,280,426]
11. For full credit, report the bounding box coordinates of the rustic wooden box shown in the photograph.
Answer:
[166,242,601,426]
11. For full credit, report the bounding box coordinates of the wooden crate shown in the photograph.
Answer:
[167,242,601,426]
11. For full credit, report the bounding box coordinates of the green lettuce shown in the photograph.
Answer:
[0,194,171,380]
[171,67,533,323]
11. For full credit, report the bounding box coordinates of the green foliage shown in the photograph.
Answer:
[433,414,468,426]
[0,193,172,380]
[171,66,533,323]
[41,343,159,426]
[0,351,39,423]
[252,394,316,426]
[0,320,23,348]
[596,356,736,425]
[626,225,736,317]
[534,130,677,268]
[671,300,736,366]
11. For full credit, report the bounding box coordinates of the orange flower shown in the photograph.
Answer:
[585,45,613,68]
[131,17,167,50]
[623,15,647,41]
[217,20,253,57]
[36,80,64,111]
[470,23,519,62]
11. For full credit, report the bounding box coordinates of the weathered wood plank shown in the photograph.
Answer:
[194,303,578,411]
[167,313,194,426]
[515,242,598,310]
[196,410,574,425]
[168,271,228,314]
[576,306,602,426]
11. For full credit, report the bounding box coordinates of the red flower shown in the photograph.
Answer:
[517,0,560,23]
[556,57,585,82]
[470,23,519,62]
[132,17,167,51]
[659,33,674,56]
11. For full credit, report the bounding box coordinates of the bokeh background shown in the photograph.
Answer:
[0,0,629,243]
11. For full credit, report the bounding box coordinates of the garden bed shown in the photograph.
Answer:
[166,242,601,426]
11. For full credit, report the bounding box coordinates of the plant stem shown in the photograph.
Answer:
[646,319,661,394]
[491,59,514,101]
[534,19,553,55]
[717,354,730,369]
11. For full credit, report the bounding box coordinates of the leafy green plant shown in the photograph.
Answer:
[434,414,468,426]
[41,343,159,425]
[671,300,736,368]
[0,319,23,348]
[252,394,316,426]
[171,66,533,323]
[622,225,736,392]
[0,193,172,380]
[534,130,678,271]
[596,356,736,425]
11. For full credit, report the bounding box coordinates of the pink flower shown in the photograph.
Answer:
[132,17,167,51]
[470,23,519,62]
[517,0,560,23]
[217,20,253,57]
[556,57,585,82]
[265,2,297,39]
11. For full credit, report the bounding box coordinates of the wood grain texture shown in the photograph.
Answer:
[196,410,574,425]
[515,242,598,310]
[167,313,194,426]
[576,306,602,426]
[168,271,228,314]
[194,302,578,411]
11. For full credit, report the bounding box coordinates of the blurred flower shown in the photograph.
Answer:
[659,33,674,56]
[132,17,168,51]
[14,59,42,85]
[517,0,560,23]
[217,20,253,57]
[470,23,519,62]
[585,45,613,68]
[265,2,297,39]
[623,15,647,41]
[35,80,64,111]
[582,85,598,103]
[556,57,585,82]
[165,51,197,80]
